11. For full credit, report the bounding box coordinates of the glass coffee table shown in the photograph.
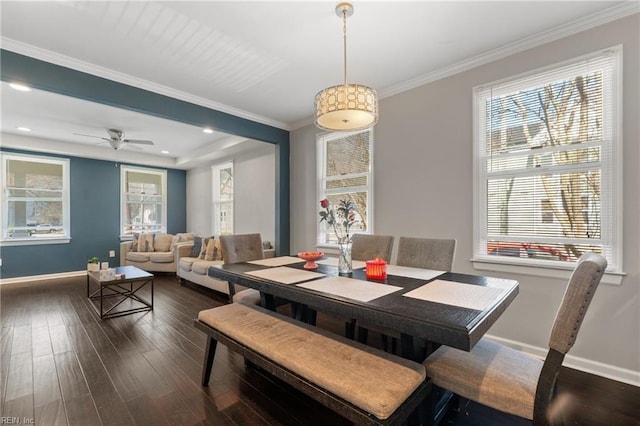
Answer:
[87,265,154,319]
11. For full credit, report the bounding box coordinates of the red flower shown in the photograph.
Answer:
[320,199,329,209]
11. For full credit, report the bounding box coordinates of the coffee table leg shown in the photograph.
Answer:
[100,283,104,319]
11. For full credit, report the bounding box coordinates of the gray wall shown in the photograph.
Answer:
[290,14,639,383]
[186,144,276,244]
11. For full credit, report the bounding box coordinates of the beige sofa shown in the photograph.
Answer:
[120,233,195,273]
[176,239,275,296]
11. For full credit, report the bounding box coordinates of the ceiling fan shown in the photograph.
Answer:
[73,128,154,150]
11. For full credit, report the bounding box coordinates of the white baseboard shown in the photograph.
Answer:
[485,334,640,387]
[0,270,86,285]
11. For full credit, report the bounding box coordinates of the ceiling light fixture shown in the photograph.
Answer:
[9,82,32,92]
[314,2,378,132]
[203,128,213,134]
[17,127,32,132]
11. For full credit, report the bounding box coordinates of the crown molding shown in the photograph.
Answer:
[380,2,639,99]
[0,38,291,132]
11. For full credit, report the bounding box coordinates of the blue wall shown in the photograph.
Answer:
[0,149,187,278]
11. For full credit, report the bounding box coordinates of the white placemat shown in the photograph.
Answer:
[403,279,504,310]
[297,276,403,302]
[247,256,304,267]
[245,266,324,285]
[316,258,367,269]
[385,265,445,281]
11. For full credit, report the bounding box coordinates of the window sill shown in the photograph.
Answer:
[1,237,71,246]
[471,257,625,286]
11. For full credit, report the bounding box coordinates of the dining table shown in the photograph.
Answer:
[208,255,519,363]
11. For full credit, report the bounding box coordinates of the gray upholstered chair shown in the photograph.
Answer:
[341,234,395,338]
[219,233,265,305]
[395,236,456,270]
[423,252,607,425]
[351,233,395,263]
[358,236,457,351]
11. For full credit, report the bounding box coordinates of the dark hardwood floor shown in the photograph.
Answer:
[1,275,638,425]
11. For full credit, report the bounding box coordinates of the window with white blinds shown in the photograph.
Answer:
[121,166,167,237]
[317,129,373,246]
[473,47,622,272]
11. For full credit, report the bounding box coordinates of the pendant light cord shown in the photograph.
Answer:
[343,8,348,87]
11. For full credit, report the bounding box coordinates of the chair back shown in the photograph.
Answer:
[351,234,394,262]
[220,234,264,264]
[396,237,456,271]
[548,252,607,354]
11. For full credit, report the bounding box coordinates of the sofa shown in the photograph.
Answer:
[176,236,275,296]
[120,232,195,273]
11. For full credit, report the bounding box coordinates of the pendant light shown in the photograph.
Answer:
[314,2,378,131]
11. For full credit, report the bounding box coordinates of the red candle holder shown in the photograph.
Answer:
[366,257,387,279]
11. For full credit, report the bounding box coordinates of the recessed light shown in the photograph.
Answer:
[17,127,31,132]
[161,150,170,154]
[203,128,214,134]
[9,83,31,92]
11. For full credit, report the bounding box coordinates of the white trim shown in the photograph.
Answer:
[0,270,87,285]
[471,258,625,286]
[0,38,290,132]
[485,334,640,387]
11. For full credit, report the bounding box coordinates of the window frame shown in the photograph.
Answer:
[120,165,167,239]
[471,45,625,285]
[471,46,624,285]
[211,161,234,236]
[0,152,71,246]
[316,129,374,249]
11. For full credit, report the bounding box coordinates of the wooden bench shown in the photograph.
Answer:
[194,303,431,425]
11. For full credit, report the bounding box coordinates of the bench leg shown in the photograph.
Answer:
[201,336,218,386]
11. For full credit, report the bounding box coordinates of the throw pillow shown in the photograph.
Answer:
[154,233,173,252]
[129,233,140,252]
[199,237,223,261]
[132,233,154,252]
[190,236,203,258]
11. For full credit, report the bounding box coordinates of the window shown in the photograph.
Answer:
[212,162,233,235]
[473,47,622,275]
[121,166,166,237]
[317,129,373,246]
[1,152,70,244]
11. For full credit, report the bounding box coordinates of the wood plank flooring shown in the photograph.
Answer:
[1,274,638,425]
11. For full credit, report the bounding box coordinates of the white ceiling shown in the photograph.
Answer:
[1,1,637,169]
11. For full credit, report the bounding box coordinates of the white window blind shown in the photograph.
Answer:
[473,47,622,272]
[317,130,373,246]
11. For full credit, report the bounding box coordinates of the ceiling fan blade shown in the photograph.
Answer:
[123,139,154,145]
[73,132,109,141]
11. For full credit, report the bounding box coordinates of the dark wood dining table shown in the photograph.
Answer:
[208,256,519,363]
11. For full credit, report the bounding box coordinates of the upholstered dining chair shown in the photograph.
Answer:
[339,234,395,338]
[219,233,265,305]
[395,236,456,270]
[351,234,395,263]
[423,252,607,425]
[357,237,457,351]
